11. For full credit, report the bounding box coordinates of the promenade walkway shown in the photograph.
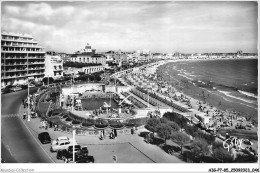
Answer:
[126,91,155,108]
[119,77,188,114]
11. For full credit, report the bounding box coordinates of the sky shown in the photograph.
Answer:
[1,1,258,54]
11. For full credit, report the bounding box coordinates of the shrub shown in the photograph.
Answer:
[65,117,72,121]
[72,120,81,125]
[128,117,148,127]
[163,112,188,130]
[185,125,199,136]
[234,153,258,163]
[171,132,190,155]
[193,130,216,144]
[212,148,233,163]
[189,138,210,161]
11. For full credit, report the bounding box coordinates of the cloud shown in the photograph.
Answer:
[1,1,257,53]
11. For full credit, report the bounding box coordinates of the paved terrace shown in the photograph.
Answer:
[18,104,183,163]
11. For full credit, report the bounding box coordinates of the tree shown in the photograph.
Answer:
[88,75,95,81]
[145,118,161,135]
[193,130,216,145]
[190,138,210,162]
[78,71,85,75]
[163,112,188,131]
[63,61,102,68]
[167,121,180,132]
[160,117,168,124]
[171,132,190,156]
[94,75,101,81]
[156,123,173,145]
[212,147,233,163]
[42,77,54,85]
[185,125,199,137]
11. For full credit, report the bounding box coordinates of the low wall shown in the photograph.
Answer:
[55,125,134,136]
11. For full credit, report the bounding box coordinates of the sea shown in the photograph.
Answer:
[159,59,258,120]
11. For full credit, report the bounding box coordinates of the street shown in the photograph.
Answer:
[1,88,53,163]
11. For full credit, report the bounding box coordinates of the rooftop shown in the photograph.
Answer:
[1,31,33,38]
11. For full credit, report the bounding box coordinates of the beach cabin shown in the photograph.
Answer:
[196,112,210,124]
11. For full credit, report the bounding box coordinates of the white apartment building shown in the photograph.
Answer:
[1,31,45,87]
[45,54,63,80]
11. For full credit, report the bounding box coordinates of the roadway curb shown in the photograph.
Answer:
[128,142,156,163]
[18,103,56,163]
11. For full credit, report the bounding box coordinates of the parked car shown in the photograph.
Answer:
[57,149,70,160]
[79,146,89,156]
[75,155,95,163]
[50,140,78,152]
[68,145,81,153]
[56,149,82,160]
[2,85,12,94]
[56,145,83,161]
[51,136,74,145]
[10,85,23,92]
[38,132,51,144]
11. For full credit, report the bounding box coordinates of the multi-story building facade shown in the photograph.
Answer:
[1,32,45,87]
[45,54,63,80]
[104,51,115,63]
[70,43,106,66]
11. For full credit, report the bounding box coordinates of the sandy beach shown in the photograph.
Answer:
[141,59,258,149]
[156,59,258,124]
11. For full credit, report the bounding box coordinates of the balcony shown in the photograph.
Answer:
[1,37,38,43]
[27,72,44,76]
[28,61,45,65]
[28,67,45,71]
[2,32,33,38]
[4,63,27,66]
[5,68,27,72]
[28,56,45,59]
[2,75,27,79]
[2,43,42,48]
[1,49,45,54]
[4,56,27,59]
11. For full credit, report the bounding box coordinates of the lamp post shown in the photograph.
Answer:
[27,53,30,122]
[72,126,76,163]
[48,75,49,87]
[27,77,34,122]
[27,81,30,122]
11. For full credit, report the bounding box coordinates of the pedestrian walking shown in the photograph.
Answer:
[23,112,26,120]
[99,132,103,140]
[64,158,68,163]
[54,124,57,131]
